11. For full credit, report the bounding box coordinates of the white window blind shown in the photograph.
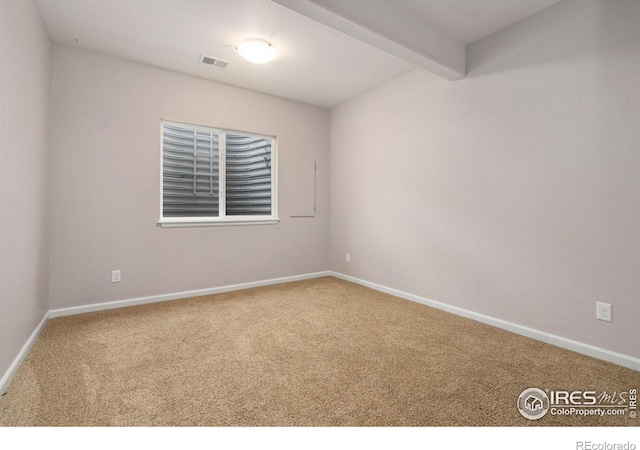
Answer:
[162,123,220,217]
[160,121,277,227]
[225,133,272,216]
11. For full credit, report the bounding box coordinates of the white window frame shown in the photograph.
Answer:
[158,120,279,228]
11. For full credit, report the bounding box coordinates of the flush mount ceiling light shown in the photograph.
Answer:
[235,38,277,64]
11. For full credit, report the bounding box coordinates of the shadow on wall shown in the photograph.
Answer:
[459,0,640,352]
[466,0,639,78]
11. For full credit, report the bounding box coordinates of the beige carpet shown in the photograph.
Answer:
[0,277,638,426]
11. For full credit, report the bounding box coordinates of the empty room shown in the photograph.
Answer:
[1,0,639,435]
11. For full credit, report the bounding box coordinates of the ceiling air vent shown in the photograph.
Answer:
[200,55,230,69]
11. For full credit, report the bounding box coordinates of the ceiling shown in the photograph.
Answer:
[273,0,563,79]
[390,0,563,45]
[35,0,563,109]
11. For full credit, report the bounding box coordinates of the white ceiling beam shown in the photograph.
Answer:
[271,0,466,80]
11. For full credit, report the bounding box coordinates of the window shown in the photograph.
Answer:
[159,120,277,227]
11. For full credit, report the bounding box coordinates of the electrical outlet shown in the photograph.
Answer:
[111,270,121,283]
[345,253,351,263]
[596,302,611,322]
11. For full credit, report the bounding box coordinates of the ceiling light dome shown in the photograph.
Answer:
[236,38,277,64]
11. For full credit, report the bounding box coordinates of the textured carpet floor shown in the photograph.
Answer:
[0,277,638,426]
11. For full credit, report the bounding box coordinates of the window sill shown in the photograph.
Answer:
[158,217,280,228]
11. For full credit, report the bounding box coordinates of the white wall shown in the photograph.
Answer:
[49,46,330,309]
[0,0,51,380]
[330,0,640,358]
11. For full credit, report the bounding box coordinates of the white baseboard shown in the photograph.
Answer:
[4,269,636,397]
[0,312,49,395]
[3,271,331,395]
[330,271,640,372]
[49,271,332,319]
